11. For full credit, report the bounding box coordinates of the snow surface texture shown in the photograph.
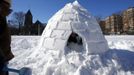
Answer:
[9,36,134,75]
[40,1,108,55]
[9,1,134,75]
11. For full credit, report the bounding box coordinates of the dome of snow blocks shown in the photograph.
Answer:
[40,1,108,54]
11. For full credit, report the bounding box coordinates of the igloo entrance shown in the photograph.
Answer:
[65,32,84,54]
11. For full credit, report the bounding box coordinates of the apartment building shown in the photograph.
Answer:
[105,14,123,34]
[123,7,134,32]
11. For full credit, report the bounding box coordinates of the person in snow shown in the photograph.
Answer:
[0,0,14,75]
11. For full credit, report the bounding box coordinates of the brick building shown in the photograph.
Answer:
[99,7,134,35]
[123,7,134,33]
[105,16,111,34]
[24,10,33,35]
[99,21,106,34]
[31,20,46,35]
[23,10,46,35]
[105,14,123,34]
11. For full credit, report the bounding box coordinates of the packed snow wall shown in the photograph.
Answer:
[39,1,108,54]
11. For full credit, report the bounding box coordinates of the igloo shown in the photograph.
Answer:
[39,1,108,55]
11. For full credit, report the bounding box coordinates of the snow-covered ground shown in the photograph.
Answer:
[106,35,134,51]
[9,36,134,75]
[8,1,134,75]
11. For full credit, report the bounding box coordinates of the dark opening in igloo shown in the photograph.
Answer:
[67,32,82,45]
[65,32,84,53]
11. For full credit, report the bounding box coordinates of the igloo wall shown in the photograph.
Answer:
[39,1,108,54]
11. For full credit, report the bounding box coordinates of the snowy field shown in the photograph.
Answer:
[9,35,134,75]
[8,1,134,75]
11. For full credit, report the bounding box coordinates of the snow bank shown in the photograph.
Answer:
[106,36,134,51]
[9,36,134,75]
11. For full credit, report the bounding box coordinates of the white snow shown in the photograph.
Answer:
[8,1,134,75]
[9,35,134,75]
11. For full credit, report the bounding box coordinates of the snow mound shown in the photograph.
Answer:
[9,36,134,75]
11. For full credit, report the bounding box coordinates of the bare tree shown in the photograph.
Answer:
[10,11,25,34]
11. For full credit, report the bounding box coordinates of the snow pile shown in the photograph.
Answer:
[106,36,134,51]
[9,36,134,75]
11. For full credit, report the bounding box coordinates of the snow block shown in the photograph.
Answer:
[43,38,55,49]
[57,21,71,30]
[54,39,66,50]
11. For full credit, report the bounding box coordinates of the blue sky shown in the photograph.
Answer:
[9,0,134,23]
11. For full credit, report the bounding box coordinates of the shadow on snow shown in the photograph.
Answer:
[101,49,134,71]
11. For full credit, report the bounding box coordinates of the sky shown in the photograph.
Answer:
[9,0,134,23]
